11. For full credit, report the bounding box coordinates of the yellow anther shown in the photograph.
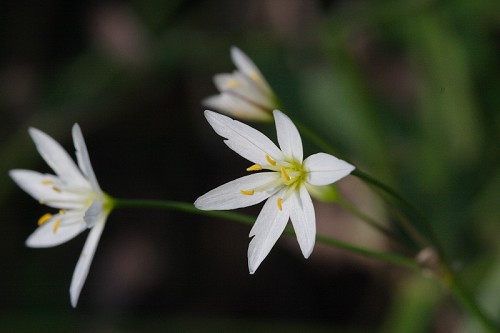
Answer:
[249,71,260,81]
[52,186,62,193]
[41,179,53,185]
[277,198,283,211]
[227,80,240,88]
[246,164,262,171]
[59,209,66,215]
[52,219,61,234]
[280,167,291,181]
[38,213,53,226]
[240,189,255,196]
[266,155,276,166]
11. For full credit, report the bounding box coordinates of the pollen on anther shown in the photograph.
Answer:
[277,198,283,211]
[281,167,291,181]
[249,71,260,81]
[52,219,61,234]
[246,164,262,171]
[240,189,254,196]
[227,80,240,88]
[266,155,276,166]
[38,213,53,225]
[41,179,53,185]
[52,186,62,193]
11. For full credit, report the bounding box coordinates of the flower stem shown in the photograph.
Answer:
[444,266,499,333]
[293,120,342,158]
[288,119,499,331]
[114,198,254,225]
[113,197,419,271]
[336,197,415,252]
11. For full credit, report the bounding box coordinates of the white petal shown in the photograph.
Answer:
[304,153,355,186]
[28,127,89,188]
[289,186,316,258]
[9,170,87,209]
[195,172,279,210]
[203,94,272,121]
[70,216,107,307]
[274,110,303,162]
[230,46,272,95]
[72,124,102,195]
[248,191,290,274]
[214,72,275,110]
[204,110,283,165]
[231,47,261,80]
[83,199,104,227]
[25,213,87,248]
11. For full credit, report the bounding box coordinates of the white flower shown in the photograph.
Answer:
[9,124,113,307]
[203,46,278,122]
[195,110,355,273]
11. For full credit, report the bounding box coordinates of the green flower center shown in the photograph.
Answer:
[240,154,307,211]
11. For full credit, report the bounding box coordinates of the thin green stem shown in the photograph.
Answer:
[294,121,342,157]
[336,197,411,250]
[292,117,435,250]
[113,197,419,271]
[114,198,254,225]
[445,268,500,333]
[289,119,499,330]
[352,169,442,251]
[390,206,431,251]
[315,234,418,271]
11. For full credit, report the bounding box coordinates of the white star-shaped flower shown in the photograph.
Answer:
[203,46,278,122]
[9,124,113,307]
[195,110,355,273]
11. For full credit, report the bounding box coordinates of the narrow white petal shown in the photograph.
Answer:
[203,94,272,121]
[9,170,87,209]
[273,110,303,162]
[70,216,107,307]
[195,172,279,210]
[231,47,261,79]
[289,186,316,258]
[214,72,275,110]
[248,192,290,274]
[230,46,272,95]
[83,199,104,228]
[72,124,102,195]
[28,127,89,187]
[204,110,284,165]
[213,73,232,91]
[25,213,87,248]
[304,153,355,186]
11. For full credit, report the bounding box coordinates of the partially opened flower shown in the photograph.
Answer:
[203,46,279,122]
[9,124,113,307]
[195,110,355,273]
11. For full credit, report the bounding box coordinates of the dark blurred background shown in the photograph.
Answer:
[1,0,499,332]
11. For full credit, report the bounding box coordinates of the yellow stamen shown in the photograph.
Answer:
[52,219,61,234]
[59,209,65,215]
[227,79,240,88]
[277,198,283,211]
[249,71,260,81]
[240,189,254,196]
[41,179,53,185]
[266,155,276,166]
[38,213,53,226]
[52,186,62,193]
[281,167,291,181]
[246,164,262,171]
